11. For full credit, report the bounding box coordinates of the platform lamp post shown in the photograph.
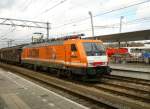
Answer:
[119,16,124,33]
[118,16,124,48]
[46,22,50,41]
[89,11,95,38]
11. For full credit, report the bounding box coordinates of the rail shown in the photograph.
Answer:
[0,63,150,109]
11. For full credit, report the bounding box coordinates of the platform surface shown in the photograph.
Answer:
[110,63,150,80]
[0,68,88,109]
[110,63,150,73]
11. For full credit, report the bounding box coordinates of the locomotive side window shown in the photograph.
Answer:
[29,48,39,58]
[71,44,77,51]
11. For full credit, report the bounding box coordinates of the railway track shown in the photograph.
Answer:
[0,63,150,109]
[103,75,150,86]
[93,83,150,103]
[111,67,150,74]
[111,68,150,81]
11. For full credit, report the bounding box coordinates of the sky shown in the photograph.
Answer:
[0,0,150,47]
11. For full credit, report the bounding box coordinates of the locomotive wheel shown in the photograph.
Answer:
[33,65,37,71]
[66,71,73,79]
[56,70,62,77]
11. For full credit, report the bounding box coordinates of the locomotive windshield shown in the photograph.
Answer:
[83,42,106,56]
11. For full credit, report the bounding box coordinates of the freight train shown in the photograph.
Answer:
[0,35,111,80]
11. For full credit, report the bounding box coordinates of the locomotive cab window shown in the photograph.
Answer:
[71,44,77,51]
[83,42,106,56]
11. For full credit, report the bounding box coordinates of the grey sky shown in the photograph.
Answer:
[0,0,16,9]
[0,0,150,48]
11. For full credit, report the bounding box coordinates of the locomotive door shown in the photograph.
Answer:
[70,44,81,66]
[64,44,80,66]
[64,44,71,66]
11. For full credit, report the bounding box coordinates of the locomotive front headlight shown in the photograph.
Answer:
[92,62,104,67]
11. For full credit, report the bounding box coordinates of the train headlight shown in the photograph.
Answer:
[92,62,105,67]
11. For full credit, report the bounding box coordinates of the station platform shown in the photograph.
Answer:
[0,68,88,109]
[110,63,150,73]
[110,63,150,80]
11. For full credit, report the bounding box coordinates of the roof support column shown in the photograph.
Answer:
[118,41,121,48]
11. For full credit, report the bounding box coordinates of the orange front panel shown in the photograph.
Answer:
[64,40,87,67]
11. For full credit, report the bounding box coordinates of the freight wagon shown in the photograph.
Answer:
[0,45,25,64]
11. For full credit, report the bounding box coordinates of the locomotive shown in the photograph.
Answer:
[0,34,111,80]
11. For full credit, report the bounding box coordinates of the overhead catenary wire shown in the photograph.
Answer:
[52,0,139,25]
[42,0,67,14]
[20,0,33,11]
[94,16,150,29]
[52,16,150,37]
[1,0,150,47]
[0,27,16,39]
[94,0,150,17]
[52,16,150,32]
[0,32,33,47]
[52,0,150,29]
[32,0,67,19]
[0,1,57,47]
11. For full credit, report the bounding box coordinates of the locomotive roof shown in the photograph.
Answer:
[23,39,102,48]
[24,40,64,48]
[0,44,28,50]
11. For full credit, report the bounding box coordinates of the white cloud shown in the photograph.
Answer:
[136,2,150,18]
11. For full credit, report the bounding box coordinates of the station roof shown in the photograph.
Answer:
[86,29,150,42]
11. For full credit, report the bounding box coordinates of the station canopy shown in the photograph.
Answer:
[86,29,150,42]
